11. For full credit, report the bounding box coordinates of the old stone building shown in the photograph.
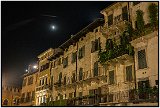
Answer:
[20,1,158,106]
[20,69,38,106]
[2,85,21,106]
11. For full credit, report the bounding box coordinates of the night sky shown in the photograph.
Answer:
[2,1,114,86]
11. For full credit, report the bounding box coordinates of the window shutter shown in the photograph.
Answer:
[109,70,114,84]
[138,50,147,69]
[91,41,95,53]
[126,65,133,81]
[79,68,83,81]
[94,62,98,77]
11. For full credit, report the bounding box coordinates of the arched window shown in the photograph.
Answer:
[3,99,8,105]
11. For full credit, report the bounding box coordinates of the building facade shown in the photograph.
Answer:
[20,1,158,106]
[2,85,21,106]
[20,70,38,106]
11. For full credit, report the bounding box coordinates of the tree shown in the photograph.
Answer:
[136,10,145,35]
[148,3,158,30]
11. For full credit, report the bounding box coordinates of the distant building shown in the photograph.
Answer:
[2,85,21,106]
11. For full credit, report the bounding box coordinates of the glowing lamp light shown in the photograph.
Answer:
[33,65,38,69]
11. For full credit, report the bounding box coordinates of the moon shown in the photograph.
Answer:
[51,25,55,30]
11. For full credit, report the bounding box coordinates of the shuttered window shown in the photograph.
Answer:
[138,50,147,69]
[59,72,62,83]
[122,6,128,21]
[72,52,77,63]
[108,14,113,26]
[126,65,133,81]
[64,76,66,85]
[94,61,98,77]
[72,73,76,83]
[91,38,100,53]
[63,57,68,68]
[109,70,114,84]
[28,76,33,85]
[79,68,83,81]
[78,46,85,59]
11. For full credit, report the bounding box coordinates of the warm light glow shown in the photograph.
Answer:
[25,69,28,72]
[33,65,38,69]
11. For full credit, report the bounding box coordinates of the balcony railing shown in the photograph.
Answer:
[36,84,50,91]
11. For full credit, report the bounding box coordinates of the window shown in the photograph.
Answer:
[69,93,72,98]
[109,70,114,84]
[64,76,66,85]
[72,73,76,83]
[28,76,33,85]
[94,61,98,77]
[22,79,27,86]
[138,50,147,69]
[73,92,76,97]
[32,91,35,100]
[78,46,85,59]
[40,63,50,72]
[3,99,8,105]
[138,80,149,99]
[26,92,31,102]
[79,68,83,81]
[45,77,47,85]
[91,38,100,53]
[79,92,82,97]
[126,65,133,81]
[63,57,68,68]
[21,93,25,103]
[72,52,77,63]
[108,14,113,26]
[42,79,44,85]
[39,80,41,86]
[108,94,113,102]
[133,2,141,6]
[10,87,12,91]
[122,6,128,21]
[60,94,63,100]
[58,72,62,84]
[14,88,16,92]
[135,21,138,29]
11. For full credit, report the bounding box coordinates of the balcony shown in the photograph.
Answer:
[36,84,50,92]
[101,14,130,39]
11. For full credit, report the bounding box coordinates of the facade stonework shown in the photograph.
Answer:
[2,85,21,106]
